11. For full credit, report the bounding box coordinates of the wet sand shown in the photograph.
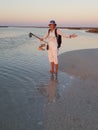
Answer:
[59,49,98,79]
[44,49,98,130]
[44,78,98,130]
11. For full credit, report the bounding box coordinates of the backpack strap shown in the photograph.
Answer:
[55,28,57,37]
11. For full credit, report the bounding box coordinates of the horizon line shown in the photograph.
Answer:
[0,25,98,29]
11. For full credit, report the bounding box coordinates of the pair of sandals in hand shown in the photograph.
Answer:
[38,44,46,51]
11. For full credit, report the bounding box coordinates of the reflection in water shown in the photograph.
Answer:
[38,74,59,103]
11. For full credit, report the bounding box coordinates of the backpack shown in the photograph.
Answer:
[48,28,62,49]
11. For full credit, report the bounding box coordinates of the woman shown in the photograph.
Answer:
[40,20,77,74]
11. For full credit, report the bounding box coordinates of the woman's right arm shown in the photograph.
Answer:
[40,31,48,41]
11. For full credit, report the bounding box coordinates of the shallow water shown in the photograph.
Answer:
[0,27,98,130]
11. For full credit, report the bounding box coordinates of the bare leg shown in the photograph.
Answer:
[50,62,54,73]
[55,64,58,74]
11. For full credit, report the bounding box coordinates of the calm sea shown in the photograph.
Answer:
[0,27,98,130]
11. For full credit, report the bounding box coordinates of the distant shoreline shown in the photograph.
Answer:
[0,26,98,29]
[86,28,98,33]
[0,26,8,28]
[0,26,98,33]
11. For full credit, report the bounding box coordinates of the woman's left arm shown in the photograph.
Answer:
[57,29,77,38]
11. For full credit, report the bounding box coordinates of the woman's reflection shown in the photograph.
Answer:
[39,75,59,103]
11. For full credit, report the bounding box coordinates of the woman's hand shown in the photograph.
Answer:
[69,34,77,38]
[40,38,44,41]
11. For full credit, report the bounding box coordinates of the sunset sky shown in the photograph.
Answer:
[0,0,98,27]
